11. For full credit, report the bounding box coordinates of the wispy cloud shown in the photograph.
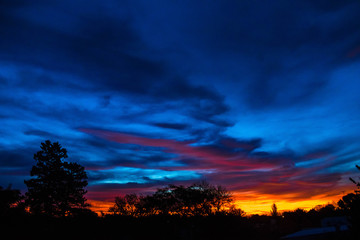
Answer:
[80,128,355,206]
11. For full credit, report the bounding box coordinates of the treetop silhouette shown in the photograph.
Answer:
[349,165,360,193]
[270,203,278,217]
[24,140,89,217]
[109,181,234,217]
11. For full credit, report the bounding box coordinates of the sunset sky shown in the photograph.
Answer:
[1,0,360,214]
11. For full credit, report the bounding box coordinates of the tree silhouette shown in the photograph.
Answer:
[109,181,233,216]
[270,203,278,217]
[227,204,246,217]
[336,164,360,237]
[24,140,88,217]
[338,193,359,212]
[338,165,360,212]
[109,194,139,216]
[349,165,360,193]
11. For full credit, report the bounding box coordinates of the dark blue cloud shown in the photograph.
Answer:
[130,0,360,109]
[153,123,189,130]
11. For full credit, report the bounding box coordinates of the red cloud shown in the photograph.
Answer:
[80,128,353,214]
[80,128,287,171]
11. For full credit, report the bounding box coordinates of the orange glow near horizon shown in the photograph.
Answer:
[89,200,114,215]
[88,187,354,216]
[232,191,351,215]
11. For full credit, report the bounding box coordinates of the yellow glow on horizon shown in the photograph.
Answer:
[232,188,353,215]
[234,198,336,215]
[88,187,355,216]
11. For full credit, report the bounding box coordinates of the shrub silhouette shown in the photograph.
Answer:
[0,185,22,216]
[24,140,89,217]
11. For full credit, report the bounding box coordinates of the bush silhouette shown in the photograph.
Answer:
[0,185,22,216]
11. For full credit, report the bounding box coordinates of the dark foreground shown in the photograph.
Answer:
[1,214,358,240]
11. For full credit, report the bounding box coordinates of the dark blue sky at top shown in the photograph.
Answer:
[1,0,360,204]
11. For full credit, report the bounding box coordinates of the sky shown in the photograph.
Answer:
[1,0,360,214]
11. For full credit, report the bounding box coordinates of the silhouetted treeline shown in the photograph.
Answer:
[108,181,239,217]
[2,180,360,240]
[1,191,358,240]
[1,141,360,240]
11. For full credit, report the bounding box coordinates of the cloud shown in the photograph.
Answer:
[80,128,353,203]
[152,122,189,130]
[1,0,359,212]
[0,1,232,126]
[23,129,56,138]
[0,149,34,168]
[0,148,35,189]
[80,126,360,209]
[0,12,163,94]
[347,45,360,58]
[80,128,287,171]
[134,0,360,110]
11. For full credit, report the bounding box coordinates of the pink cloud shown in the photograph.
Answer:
[79,128,284,171]
[80,128,351,208]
